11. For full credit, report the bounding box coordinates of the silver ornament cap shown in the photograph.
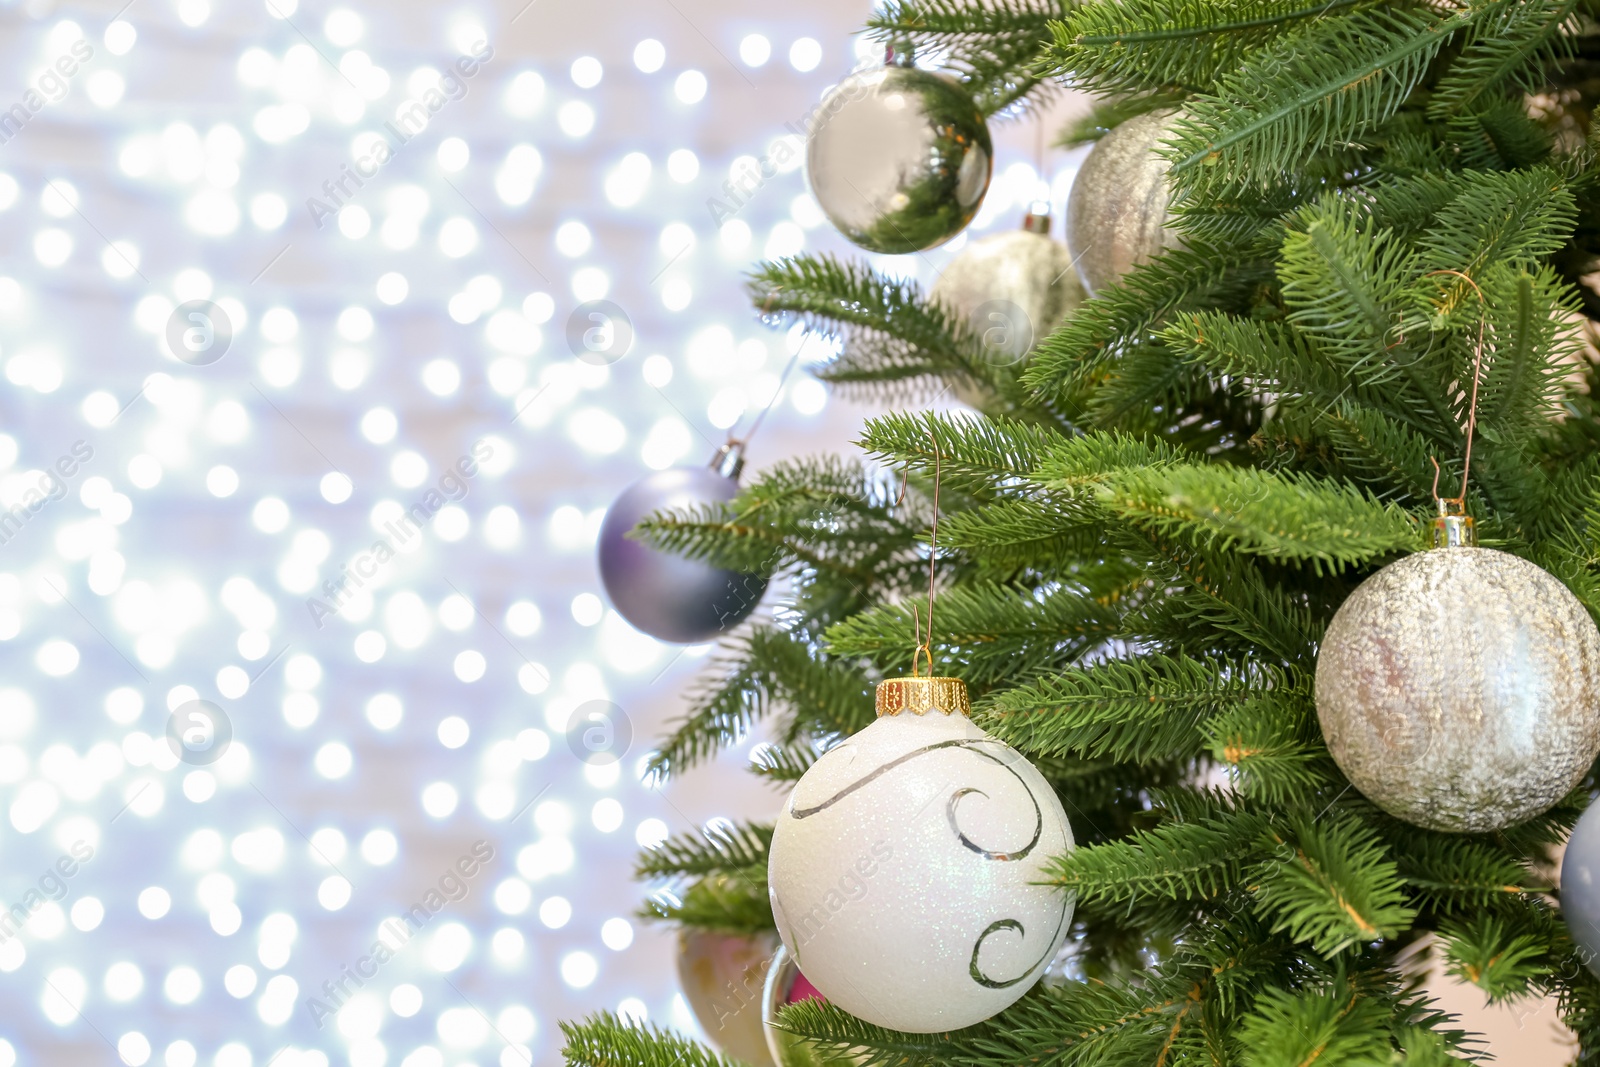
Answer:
[1316,505,1600,833]
[806,62,992,255]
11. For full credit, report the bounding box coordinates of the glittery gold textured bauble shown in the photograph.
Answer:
[766,677,1074,1033]
[677,928,780,1066]
[761,944,865,1066]
[1316,545,1600,832]
[1065,109,1180,295]
[930,224,1084,377]
[806,64,992,255]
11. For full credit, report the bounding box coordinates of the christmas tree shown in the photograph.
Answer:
[562,1,1600,1063]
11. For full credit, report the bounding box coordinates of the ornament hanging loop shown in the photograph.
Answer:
[911,643,934,679]
[710,439,746,480]
[1423,269,1488,509]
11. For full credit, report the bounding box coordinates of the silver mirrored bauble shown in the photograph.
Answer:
[1316,546,1600,832]
[1066,109,1181,296]
[807,63,991,255]
[931,217,1085,378]
[679,928,779,1066]
[761,943,864,1067]
[1561,803,1600,978]
[597,457,766,644]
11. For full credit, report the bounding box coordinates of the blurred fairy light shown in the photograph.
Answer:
[0,0,878,1061]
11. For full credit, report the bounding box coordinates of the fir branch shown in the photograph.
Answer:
[1023,240,1267,405]
[858,409,1067,494]
[1165,6,1464,194]
[866,0,1074,116]
[979,654,1287,762]
[749,739,823,783]
[936,494,1106,557]
[1032,429,1183,487]
[635,821,772,879]
[1278,195,1418,381]
[1204,695,1341,804]
[1391,834,1549,912]
[1125,538,1323,664]
[1439,915,1550,1001]
[1412,168,1577,315]
[823,583,1122,684]
[1045,0,1367,95]
[640,872,774,935]
[1254,815,1417,956]
[1097,463,1420,573]
[1043,809,1271,905]
[1474,266,1581,449]
[1427,0,1577,120]
[1448,96,1554,171]
[646,628,874,781]
[562,1013,744,1067]
[1235,972,1398,1066]
[748,254,965,363]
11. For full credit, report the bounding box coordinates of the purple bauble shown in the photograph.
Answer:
[597,458,766,644]
[1563,802,1600,977]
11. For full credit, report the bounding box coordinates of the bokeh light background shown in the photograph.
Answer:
[0,0,1100,1063]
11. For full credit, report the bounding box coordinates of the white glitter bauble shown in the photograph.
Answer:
[1316,517,1600,833]
[806,62,992,255]
[1065,109,1181,296]
[930,212,1084,377]
[767,676,1074,1033]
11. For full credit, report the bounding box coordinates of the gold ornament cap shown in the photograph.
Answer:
[875,676,970,717]
[1431,498,1477,548]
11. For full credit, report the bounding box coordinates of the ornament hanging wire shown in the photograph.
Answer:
[1422,268,1488,510]
[893,424,945,676]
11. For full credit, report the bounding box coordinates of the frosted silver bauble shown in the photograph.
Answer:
[597,445,766,644]
[678,928,779,1066]
[1066,109,1181,295]
[806,63,991,255]
[1560,802,1600,977]
[1316,520,1600,833]
[931,212,1085,375]
[767,676,1074,1033]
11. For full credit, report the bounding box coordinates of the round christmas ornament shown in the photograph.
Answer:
[766,674,1075,1033]
[1316,503,1600,833]
[598,443,767,644]
[1065,109,1181,296]
[806,55,992,255]
[678,929,780,1066]
[761,943,863,1066]
[1561,802,1600,977]
[930,205,1085,383]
